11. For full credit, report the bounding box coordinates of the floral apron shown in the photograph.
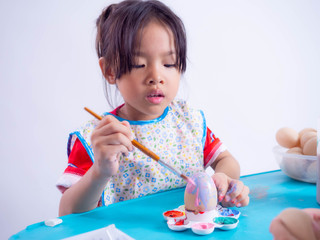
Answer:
[67,100,207,206]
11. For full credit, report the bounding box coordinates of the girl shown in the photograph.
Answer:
[57,0,250,216]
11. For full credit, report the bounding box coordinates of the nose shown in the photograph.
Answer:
[148,78,164,85]
[147,65,164,85]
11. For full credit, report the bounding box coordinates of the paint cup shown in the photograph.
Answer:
[163,210,185,221]
[213,217,239,230]
[317,118,320,205]
[191,222,215,235]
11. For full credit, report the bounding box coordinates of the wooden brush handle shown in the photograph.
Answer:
[84,107,103,120]
[131,139,160,161]
[84,107,160,161]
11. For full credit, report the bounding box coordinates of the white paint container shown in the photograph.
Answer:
[316,118,320,205]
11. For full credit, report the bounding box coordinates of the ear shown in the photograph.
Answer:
[99,57,116,84]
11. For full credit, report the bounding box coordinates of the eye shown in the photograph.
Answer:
[131,64,145,69]
[164,64,176,68]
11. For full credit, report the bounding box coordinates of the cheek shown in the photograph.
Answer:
[117,81,140,98]
[168,73,180,91]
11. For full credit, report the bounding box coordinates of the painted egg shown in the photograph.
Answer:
[184,172,217,214]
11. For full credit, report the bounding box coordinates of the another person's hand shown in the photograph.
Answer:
[91,115,133,179]
[270,208,320,240]
[212,172,249,207]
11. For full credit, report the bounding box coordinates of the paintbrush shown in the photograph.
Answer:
[84,107,193,183]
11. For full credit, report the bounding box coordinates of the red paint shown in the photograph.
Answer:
[164,210,184,218]
[174,219,185,225]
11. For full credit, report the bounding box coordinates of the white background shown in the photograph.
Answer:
[1,0,319,239]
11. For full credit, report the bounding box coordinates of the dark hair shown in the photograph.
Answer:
[96,0,187,107]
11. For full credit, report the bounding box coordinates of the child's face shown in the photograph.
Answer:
[116,21,181,121]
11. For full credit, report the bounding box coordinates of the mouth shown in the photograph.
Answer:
[147,93,164,98]
[146,89,165,104]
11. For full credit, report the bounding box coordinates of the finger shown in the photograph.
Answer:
[276,208,316,240]
[93,132,133,154]
[93,121,133,147]
[121,120,133,141]
[270,218,295,240]
[92,146,123,177]
[303,208,320,219]
[96,144,131,161]
[225,180,243,202]
[96,115,132,139]
[218,187,228,203]
[96,114,119,129]
[234,185,250,207]
[212,174,228,202]
[219,200,234,208]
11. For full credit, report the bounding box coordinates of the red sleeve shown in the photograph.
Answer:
[63,105,122,177]
[203,127,222,167]
[64,138,93,176]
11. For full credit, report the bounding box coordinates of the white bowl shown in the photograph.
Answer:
[216,205,241,219]
[273,145,317,183]
[167,222,188,231]
[191,223,215,235]
[167,218,189,231]
[163,210,185,221]
[214,217,239,230]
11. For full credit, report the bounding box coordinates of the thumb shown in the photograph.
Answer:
[121,121,133,140]
[212,173,228,202]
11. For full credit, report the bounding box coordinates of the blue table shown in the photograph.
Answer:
[10,170,318,239]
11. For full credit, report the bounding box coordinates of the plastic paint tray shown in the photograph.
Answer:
[213,217,239,230]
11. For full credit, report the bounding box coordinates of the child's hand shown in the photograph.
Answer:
[91,115,133,179]
[212,173,250,207]
[270,208,320,240]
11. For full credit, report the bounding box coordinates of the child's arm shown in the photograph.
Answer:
[59,166,111,216]
[210,150,250,207]
[59,115,133,216]
[211,150,240,179]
